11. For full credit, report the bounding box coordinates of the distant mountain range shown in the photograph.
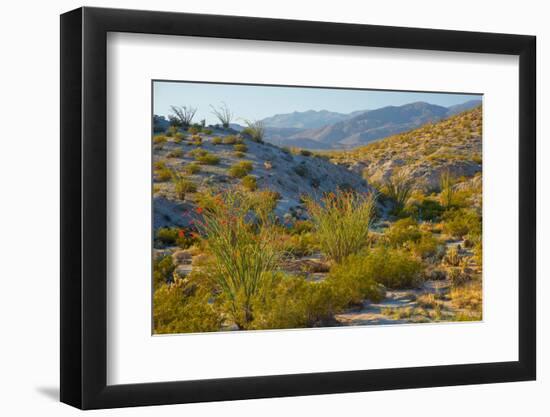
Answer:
[261,109,368,129]
[153,99,482,151]
[262,99,482,150]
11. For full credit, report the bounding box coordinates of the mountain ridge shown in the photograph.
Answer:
[263,99,481,149]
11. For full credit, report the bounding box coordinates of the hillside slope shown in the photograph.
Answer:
[153,129,372,230]
[328,106,482,190]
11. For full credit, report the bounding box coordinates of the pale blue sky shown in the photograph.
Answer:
[153,81,481,124]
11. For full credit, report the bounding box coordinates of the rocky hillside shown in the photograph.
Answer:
[328,106,482,190]
[153,129,371,230]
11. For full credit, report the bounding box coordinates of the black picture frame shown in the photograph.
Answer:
[60,6,536,410]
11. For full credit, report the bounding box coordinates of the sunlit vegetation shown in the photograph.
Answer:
[233,143,248,153]
[241,175,257,191]
[151,102,483,333]
[194,190,282,329]
[195,152,220,165]
[382,170,413,215]
[210,102,233,128]
[172,174,197,200]
[242,119,265,143]
[305,190,376,263]
[153,135,167,144]
[222,135,239,145]
[229,161,253,178]
[183,162,201,175]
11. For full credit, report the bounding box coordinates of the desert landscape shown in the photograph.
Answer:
[152,83,483,334]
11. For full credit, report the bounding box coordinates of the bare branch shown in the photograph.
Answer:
[170,105,197,128]
[210,102,233,128]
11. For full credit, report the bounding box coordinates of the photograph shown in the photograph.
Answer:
[152,81,483,334]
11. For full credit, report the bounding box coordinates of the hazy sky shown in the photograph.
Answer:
[153,81,481,124]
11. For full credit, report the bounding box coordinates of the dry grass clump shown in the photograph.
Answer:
[183,162,201,175]
[153,135,167,144]
[155,167,172,182]
[172,175,197,200]
[167,148,183,158]
[242,120,265,143]
[222,135,239,145]
[241,175,257,191]
[195,152,220,165]
[234,143,248,153]
[450,280,482,313]
[229,161,254,178]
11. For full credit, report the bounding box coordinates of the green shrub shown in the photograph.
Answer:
[247,190,281,222]
[173,176,197,200]
[188,148,207,158]
[362,245,423,289]
[234,143,248,153]
[249,274,345,330]
[444,245,461,266]
[439,170,455,208]
[212,136,222,145]
[385,218,422,246]
[406,198,445,221]
[300,149,312,157]
[474,240,482,266]
[290,220,315,235]
[156,227,199,249]
[184,162,201,175]
[241,175,257,191]
[305,190,376,263]
[242,120,265,143]
[442,208,481,239]
[173,132,185,142]
[167,148,183,158]
[409,233,440,259]
[383,170,413,214]
[203,129,213,135]
[166,126,179,137]
[283,233,318,257]
[153,160,166,170]
[188,126,200,135]
[153,279,221,334]
[328,253,385,305]
[195,190,281,329]
[229,161,253,178]
[156,227,179,245]
[153,135,167,144]
[222,135,238,145]
[153,255,175,289]
[196,153,220,165]
[233,151,245,158]
[155,167,172,182]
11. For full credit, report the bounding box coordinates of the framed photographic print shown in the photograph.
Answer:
[60,6,536,410]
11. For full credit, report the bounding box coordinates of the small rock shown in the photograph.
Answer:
[172,249,193,265]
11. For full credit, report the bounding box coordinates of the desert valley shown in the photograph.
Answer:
[152,92,483,334]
